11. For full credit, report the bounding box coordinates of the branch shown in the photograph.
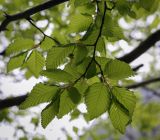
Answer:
[0,95,27,110]
[132,64,143,71]
[27,18,60,45]
[0,50,6,56]
[143,87,160,97]
[126,77,160,89]
[1,76,160,110]
[0,1,160,110]
[0,0,68,32]
[118,29,160,63]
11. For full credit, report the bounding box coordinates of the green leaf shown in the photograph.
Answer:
[81,7,102,44]
[73,126,78,134]
[81,23,99,45]
[19,83,59,109]
[68,14,93,33]
[41,69,75,83]
[31,117,39,126]
[41,98,59,128]
[86,60,97,78]
[6,38,34,56]
[68,87,81,104]
[139,0,154,11]
[46,46,73,70]
[73,46,88,65]
[57,88,80,118]
[74,80,89,95]
[40,37,55,51]
[7,53,26,72]
[26,50,45,78]
[112,87,136,116]
[96,37,106,57]
[96,57,111,73]
[98,0,105,13]
[76,3,95,15]
[70,109,81,120]
[85,83,110,120]
[74,0,90,7]
[64,64,81,79]
[109,101,130,133]
[76,57,97,78]
[24,69,33,79]
[105,59,134,80]
[102,13,124,41]
[116,0,134,16]
[87,76,100,86]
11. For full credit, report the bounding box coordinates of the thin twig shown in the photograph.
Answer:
[126,77,160,89]
[27,18,60,45]
[0,0,68,32]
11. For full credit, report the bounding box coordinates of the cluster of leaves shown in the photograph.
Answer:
[4,0,160,134]
[79,101,160,140]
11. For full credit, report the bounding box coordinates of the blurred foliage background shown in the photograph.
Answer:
[0,0,160,139]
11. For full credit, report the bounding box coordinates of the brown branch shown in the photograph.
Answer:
[132,64,143,71]
[0,0,68,32]
[118,29,160,63]
[27,18,60,45]
[143,87,160,97]
[0,1,160,111]
[126,77,160,89]
[1,76,160,110]
[0,95,27,110]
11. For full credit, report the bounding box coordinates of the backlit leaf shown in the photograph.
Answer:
[26,50,45,78]
[73,46,88,65]
[40,37,55,51]
[109,101,130,133]
[46,46,73,70]
[112,87,136,116]
[57,88,80,118]
[7,53,26,72]
[85,82,110,120]
[68,14,93,33]
[74,0,90,7]
[41,98,59,128]
[20,83,59,109]
[6,38,34,56]
[105,59,134,80]
[41,69,75,83]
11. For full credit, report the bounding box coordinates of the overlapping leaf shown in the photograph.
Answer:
[74,0,90,7]
[109,101,130,133]
[72,46,88,65]
[102,13,124,41]
[64,64,81,79]
[41,69,75,83]
[57,88,81,118]
[40,37,55,51]
[112,87,136,116]
[74,80,89,95]
[96,57,111,72]
[46,46,73,70]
